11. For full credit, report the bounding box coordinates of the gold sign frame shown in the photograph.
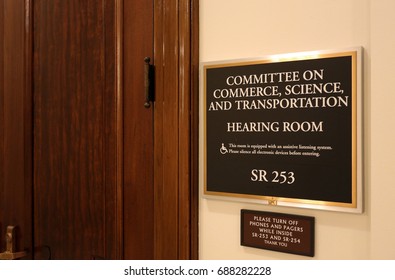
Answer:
[201,47,363,213]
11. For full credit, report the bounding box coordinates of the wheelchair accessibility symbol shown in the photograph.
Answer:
[220,143,228,154]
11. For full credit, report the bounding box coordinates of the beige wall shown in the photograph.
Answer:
[199,0,395,259]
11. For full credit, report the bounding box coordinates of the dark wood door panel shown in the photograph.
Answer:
[123,0,154,259]
[33,0,118,259]
[1,0,198,260]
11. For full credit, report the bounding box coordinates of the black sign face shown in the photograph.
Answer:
[203,50,362,211]
[241,210,315,257]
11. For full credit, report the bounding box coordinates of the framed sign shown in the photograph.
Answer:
[202,48,363,213]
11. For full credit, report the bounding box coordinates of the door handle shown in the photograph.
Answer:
[144,57,154,108]
[0,226,27,260]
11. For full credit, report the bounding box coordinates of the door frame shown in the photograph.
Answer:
[0,0,33,258]
[151,0,199,259]
[0,0,199,259]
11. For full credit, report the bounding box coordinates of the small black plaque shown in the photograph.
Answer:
[241,209,315,257]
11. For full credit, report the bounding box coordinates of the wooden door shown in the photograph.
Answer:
[32,0,127,260]
[123,0,154,260]
[0,0,198,260]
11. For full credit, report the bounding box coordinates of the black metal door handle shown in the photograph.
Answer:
[144,57,154,108]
